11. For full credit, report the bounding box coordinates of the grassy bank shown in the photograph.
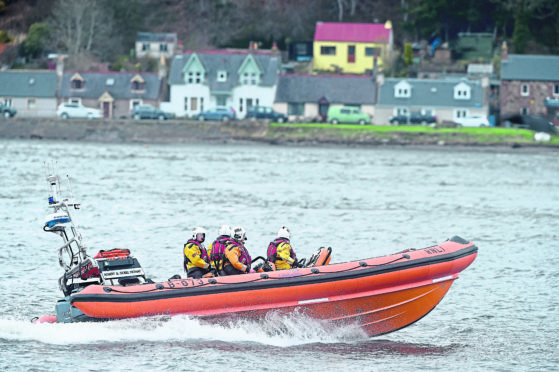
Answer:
[268,123,559,146]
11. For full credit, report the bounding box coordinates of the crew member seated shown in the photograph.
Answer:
[222,226,251,276]
[207,224,232,273]
[183,226,213,278]
[267,226,297,270]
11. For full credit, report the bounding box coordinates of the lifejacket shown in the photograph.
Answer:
[267,238,296,263]
[209,235,231,269]
[225,240,252,268]
[183,239,209,272]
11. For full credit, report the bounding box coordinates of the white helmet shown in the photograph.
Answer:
[191,226,206,242]
[232,226,247,242]
[218,224,232,236]
[277,226,291,239]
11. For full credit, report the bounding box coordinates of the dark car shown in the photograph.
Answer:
[245,106,287,123]
[0,103,17,118]
[502,114,557,134]
[131,105,174,120]
[389,112,437,125]
[195,107,236,122]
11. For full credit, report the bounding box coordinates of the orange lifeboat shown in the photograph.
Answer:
[66,236,477,336]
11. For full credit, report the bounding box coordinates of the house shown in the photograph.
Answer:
[58,71,165,119]
[0,70,58,117]
[313,21,393,74]
[135,32,178,59]
[375,75,489,125]
[165,49,281,118]
[275,74,376,121]
[500,44,559,127]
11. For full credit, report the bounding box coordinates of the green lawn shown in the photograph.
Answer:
[268,123,559,145]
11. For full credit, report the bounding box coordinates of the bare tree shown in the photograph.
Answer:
[48,0,113,59]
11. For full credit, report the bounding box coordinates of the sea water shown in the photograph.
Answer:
[0,139,557,371]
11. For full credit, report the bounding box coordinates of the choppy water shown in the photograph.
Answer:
[0,139,558,371]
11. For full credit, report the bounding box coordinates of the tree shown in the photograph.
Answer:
[47,0,114,60]
[24,22,50,57]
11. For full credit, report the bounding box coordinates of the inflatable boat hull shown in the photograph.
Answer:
[68,236,477,336]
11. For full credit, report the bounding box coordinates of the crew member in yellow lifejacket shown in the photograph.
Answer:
[222,226,252,276]
[183,226,213,278]
[267,226,297,270]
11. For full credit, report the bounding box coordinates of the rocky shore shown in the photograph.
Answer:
[1,117,557,151]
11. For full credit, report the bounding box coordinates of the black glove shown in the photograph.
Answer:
[292,258,299,268]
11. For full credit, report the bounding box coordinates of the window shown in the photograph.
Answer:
[394,81,411,98]
[250,73,257,85]
[3,98,12,107]
[288,102,304,116]
[365,47,381,57]
[246,98,253,108]
[217,70,227,82]
[396,107,408,116]
[132,81,144,91]
[554,84,559,96]
[348,45,355,63]
[521,107,529,115]
[195,72,201,84]
[187,72,194,83]
[190,97,198,111]
[216,96,226,107]
[455,109,468,119]
[239,98,243,112]
[184,97,188,111]
[320,46,336,55]
[453,82,471,100]
[71,79,83,89]
[27,98,36,109]
[521,84,529,96]
[142,43,150,51]
[242,73,249,85]
[200,97,204,111]
[160,43,168,52]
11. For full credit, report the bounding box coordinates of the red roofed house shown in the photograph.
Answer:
[313,21,393,74]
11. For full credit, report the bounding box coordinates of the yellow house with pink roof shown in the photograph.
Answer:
[313,21,393,74]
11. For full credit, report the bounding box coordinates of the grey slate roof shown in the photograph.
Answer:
[377,78,485,108]
[137,32,177,43]
[59,72,161,99]
[0,70,57,97]
[168,51,280,91]
[501,54,559,81]
[275,74,376,104]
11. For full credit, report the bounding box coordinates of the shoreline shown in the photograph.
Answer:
[1,118,557,152]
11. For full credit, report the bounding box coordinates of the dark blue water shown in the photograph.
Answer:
[0,139,557,371]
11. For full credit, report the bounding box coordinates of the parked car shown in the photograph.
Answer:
[0,103,17,118]
[131,105,174,120]
[245,106,287,123]
[502,114,557,133]
[327,106,370,125]
[57,103,101,119]
[195,107,236,122]
[454,115,490,127]
[389,112,437,125]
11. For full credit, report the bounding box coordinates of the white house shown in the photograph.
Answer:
[135,32,177,59]
[165,50,281,118]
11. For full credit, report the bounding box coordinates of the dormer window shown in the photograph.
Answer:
[131,74,145,91]
[187,71,202,84]
[394,81,411,98]
[132,81,144,90]
[454,82,471,100]
[250,73,257,85]
[70,73,85,90]
[217,70,227,82]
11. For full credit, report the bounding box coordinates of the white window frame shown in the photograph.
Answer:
[521,84,529,96]
[130,99,142,111]
[217,70,227,82]
[395,107,409,116]
[454,109,468,120]
[394,81,411,98]
[453,82,471,100]
[520,107,529,115]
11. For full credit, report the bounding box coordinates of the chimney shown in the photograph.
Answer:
[501,41,508,62]
[158,54,167,79]
[56,55,64,79]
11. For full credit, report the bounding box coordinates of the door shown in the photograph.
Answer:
[103,102,110,119]
[348,45,356,63]
[318,96,329,122]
